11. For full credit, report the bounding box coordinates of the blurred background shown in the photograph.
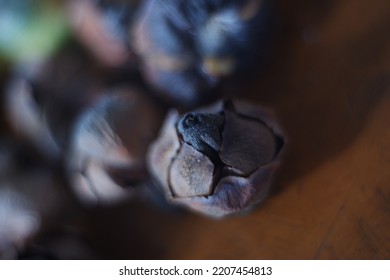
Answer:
[0,0,389,259]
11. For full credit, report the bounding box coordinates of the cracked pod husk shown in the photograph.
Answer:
[147,100,285,218]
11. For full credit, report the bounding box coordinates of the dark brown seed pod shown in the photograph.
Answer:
[67,0,141,67]
[132,0,276,108]
[3,47,110,161]
[147,100,285,218]
[67,87,165,206]
[4,76,61,160]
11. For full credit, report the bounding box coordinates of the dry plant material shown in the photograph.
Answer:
[148,100,285,218]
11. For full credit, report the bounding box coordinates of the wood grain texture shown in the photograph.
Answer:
[82,0,390,259]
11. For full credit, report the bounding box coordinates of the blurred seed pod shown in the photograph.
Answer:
[4,76,61,160]
[3,46,112,160]
[67,0,141,67]
[67,87,165,207]
[0,141,72,259]
[132,0,276,108]
[147,100,285,218]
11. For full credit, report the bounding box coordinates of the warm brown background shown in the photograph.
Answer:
[82,0,390,259]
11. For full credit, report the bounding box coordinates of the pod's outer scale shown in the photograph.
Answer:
[169,142,214,198]
[220,109,277,175]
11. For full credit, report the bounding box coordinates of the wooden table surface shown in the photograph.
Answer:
[83,0,390,260]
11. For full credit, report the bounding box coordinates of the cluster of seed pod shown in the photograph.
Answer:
[0,0,284,258]
[69,0,276,107]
